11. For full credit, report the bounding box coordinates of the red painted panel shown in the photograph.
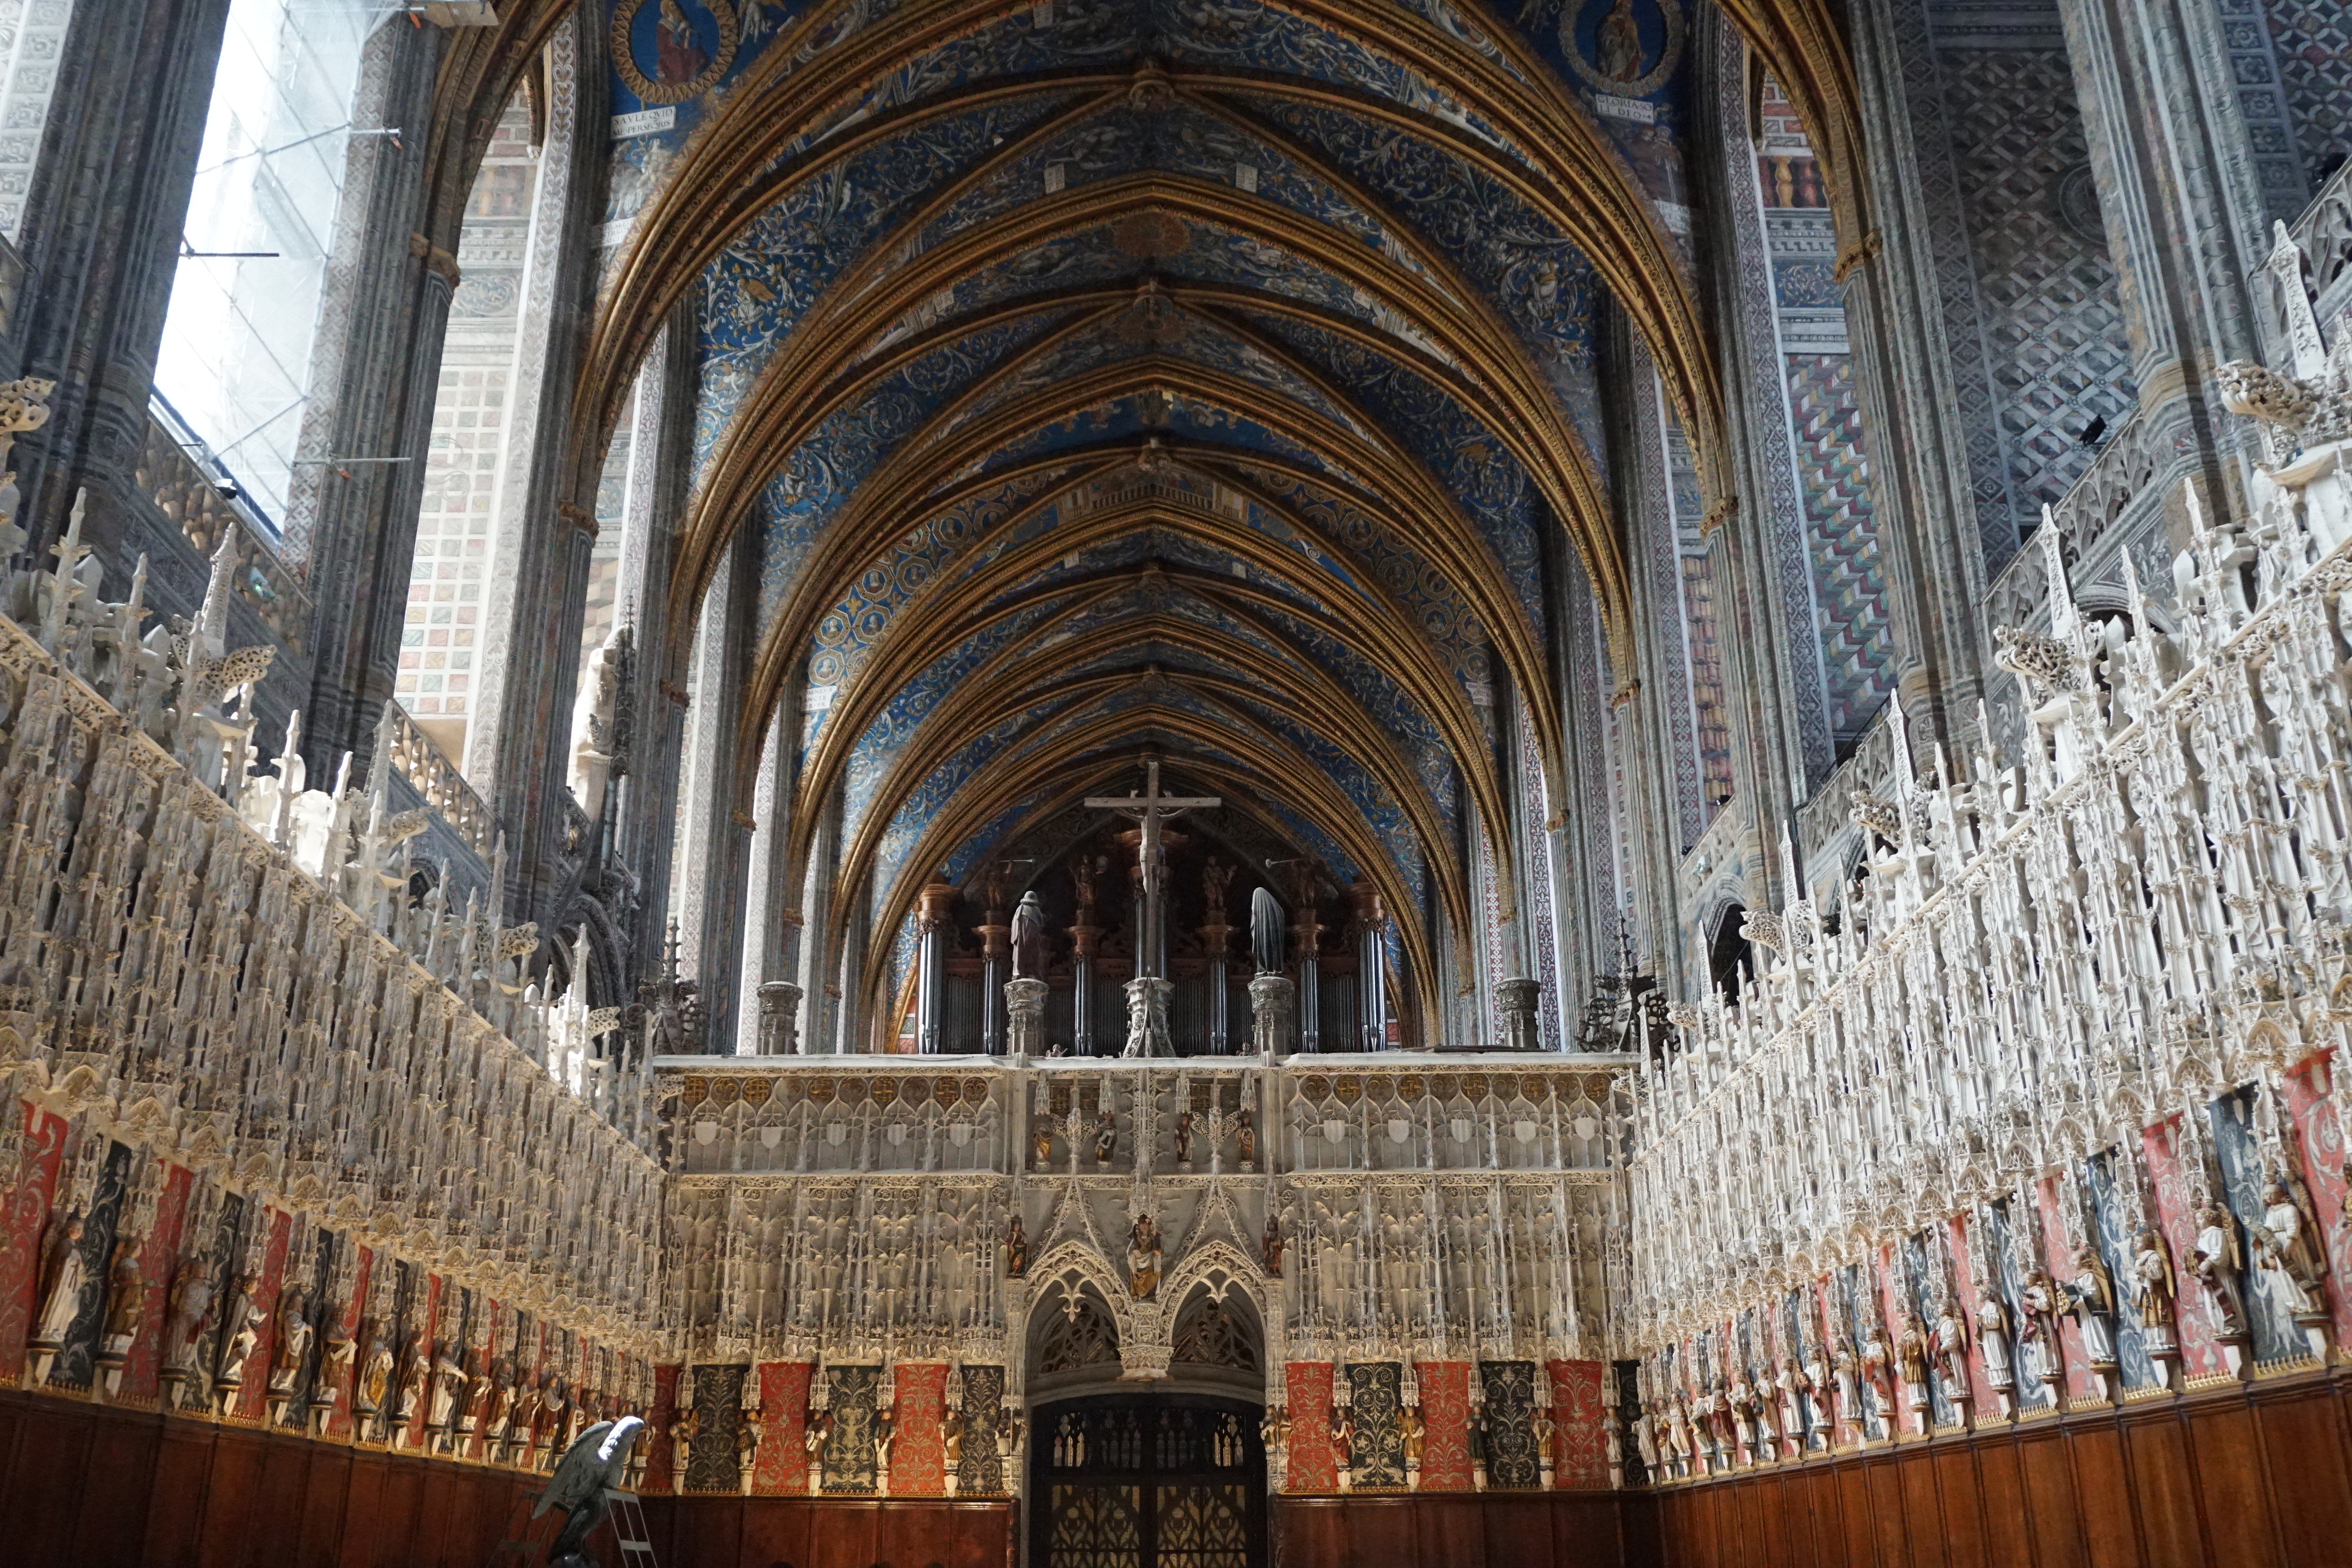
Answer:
[757,1361,813,1495]
[2143,1121,2226,1381]
[120,1160,193,1405]
[890,1360,950,1496]
[1414,1361,1475,1492]
[235,1209,293,1425]
[0,1102,69,1373]
[2283,1058,2352,1347]
[1546,1360,1609,1489]
[1284,1362,1337,1493]
[644,1363,679,1495]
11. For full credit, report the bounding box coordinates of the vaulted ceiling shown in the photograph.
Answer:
[523,0,1865,1031]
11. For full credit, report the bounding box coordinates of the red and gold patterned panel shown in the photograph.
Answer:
[756,1361,812,1494]
[235,1207,292,1423]
[644,1363,680,1493]
[0,1101,68,1374]
[2143,1117,2226,1381]
[1282,1363,1336,1493]
[1411,1362,1473,1491]
[1545,1359,1607,1488]
[2285,1057,2352,1350]
[890,1360,949,1496]
[119,1159,193,1406]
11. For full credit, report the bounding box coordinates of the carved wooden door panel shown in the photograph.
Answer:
[1033,1395,1264,1568]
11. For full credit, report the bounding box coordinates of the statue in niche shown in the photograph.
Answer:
[1004,1212,1030,1280]
[221,1274,267,1392]
[736,1405,759,1489]
[1932,1290,1969,1397]
[1128,1212,1163,1299]
[2190,1198,2248,1337]
[1399,1403,1425,1470]
[2130,1228,2178,1356]
[1072,856,1105,925]
[1973,1292,2013,1391]
[873,1403,896,1483]
[1010,891,1048,981]
[1859,1322,1893,1419]
[2066,1245,2118,1368]
[1829,1336,1860,1434]
[984,861,1009,921]
[355,1316,393,1415]
[1235,1109,1257,1168]
[102,1238,146,1346]
[163,1252,216,1377]
[1031,1125,1054,1168]
[2017,1270,2062,1388]
[31,1208,85,1349]
[395,1333,429,1427]
[1328,1402,1354,1479]
[2249,1179,2327,1318]
[1202,858,1235,924]
[1801,1343,1832,1440]
[1774,1355,1802,1441]
[1261,1213,1284,1277]
[430,1339,465,1432]
[1094,1108,1118,1165]
[1896,1314,1930,1416]
[1250,885,1285,975]
[1725,1370,1756,1450]
[270,1284,312,1393]
[1173,1111,1194,1166]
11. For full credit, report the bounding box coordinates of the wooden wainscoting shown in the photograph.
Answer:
[1650,1374,2352,1568]
[0,1386,546,1568]
[632,1495,1014,1568]
[1273,1491,1651,1567]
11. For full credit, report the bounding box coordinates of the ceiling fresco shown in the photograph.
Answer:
[587,0,1738,1034]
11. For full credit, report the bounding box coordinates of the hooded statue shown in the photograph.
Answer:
[1010,890,1048,980]
[1251,885,1286,976]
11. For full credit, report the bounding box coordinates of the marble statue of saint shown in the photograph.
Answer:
[2067,1245,2119,1368]
[2250,1180,2327,1318]
[1004,1212,1030,1279]
[1973,1293,2013,1390]
[1250,885,1286,975]
[2190,1199,2247,1337]
[1010,891,1048,981]
[32,1209,86,1347]
[2125,1227,2177,1356]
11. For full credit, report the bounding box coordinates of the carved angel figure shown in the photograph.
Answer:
[2249,1180,2327,1319]
[2066,1245,2118,1368]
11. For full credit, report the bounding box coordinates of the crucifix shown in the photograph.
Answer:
[1086,758,1218,981]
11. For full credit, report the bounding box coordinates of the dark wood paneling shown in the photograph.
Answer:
[1649,1378,2352,1568]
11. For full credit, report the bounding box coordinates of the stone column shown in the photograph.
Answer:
[1120,977,1174,1058]
[1348,881,1388,1054]
[1004,978,1048,1058]
[1496,978,1543,1052]
[914,878,958,1054]
[1070,921,1099,1057]
[755,982,802,1057]
[1248,974,1295,1060]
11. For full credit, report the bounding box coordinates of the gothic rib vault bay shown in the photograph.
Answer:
[0,0,2350,1563]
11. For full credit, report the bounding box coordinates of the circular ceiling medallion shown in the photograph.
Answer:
[610,0,739,108]
[1560,0,1686,101]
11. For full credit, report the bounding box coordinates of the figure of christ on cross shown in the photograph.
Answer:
[1087,757,1220,978]
[1086,759,1218,1057]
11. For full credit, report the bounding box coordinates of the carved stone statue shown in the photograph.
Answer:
[1973,1293,2013,1391]
[1173,1111,1194,1166]
[2130,1227,2178,1358]
[1094,1108,1118,1165]
[220,1273,266,1395]
[1127,1213,1162,1299]
[32,1209,86,1348]
[2190,1199,2247,1338]
[270,1284,313,1393]
[1004,1212,1030,1279]
[1400,1403,1425,1470]
[1235,1109,1257,1168]
[1031,1126,1053,1167]
[163,1254,215,1378]
[355,1316,393,1415]
[1202,857,1235,924]
[2017,1269,2062,1388]
[1010,891,1048,981]
[2066,1245,2118,1368]
[1859,1323,1894,1421]
[1829,1337,1860,1433]
[1932,1292,1969,1398]
[2249,1179,2327,1320]
[1250,885,1285,975]
[872,1405,896,1482]
[1895,1315,1930,1417]
[1261,1213,1284,1277]
[102,1241,146,1345]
